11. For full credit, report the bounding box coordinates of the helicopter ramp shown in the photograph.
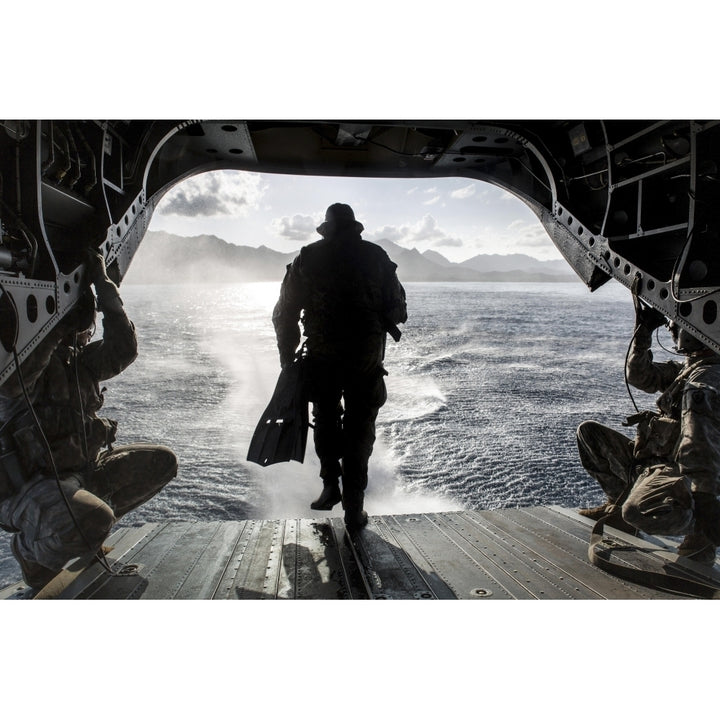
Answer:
[1,506,719,600]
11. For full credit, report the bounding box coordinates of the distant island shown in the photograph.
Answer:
[124,230,577,284]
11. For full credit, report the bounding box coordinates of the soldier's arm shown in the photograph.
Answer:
[626,324,681,393]
[272,261,303,367]
[676,367,720,495]
[383,261,407,326]
[78,253,138,381]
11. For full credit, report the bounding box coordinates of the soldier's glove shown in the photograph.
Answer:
[692,491,720,545]
[86,248,123,313]
[85,248,108,285]
[633,294,666,331]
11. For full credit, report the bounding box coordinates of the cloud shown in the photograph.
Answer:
[271,213,318,242]
[368,214,464,250]
[507,220,552,249]
[467,218,555,258]
[450,183,476,199]
[157,171,265,217]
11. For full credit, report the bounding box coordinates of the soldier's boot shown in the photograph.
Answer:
[678,533,718,566]
[344,509,368,532]
[579,503,613,520]
[677,492,720,566]
[342,492,368,532]
[310,480,342,511]
[11,535,56,590]
[579,500,639,535]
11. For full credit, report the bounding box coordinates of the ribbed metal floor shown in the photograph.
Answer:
[2,506,719,599]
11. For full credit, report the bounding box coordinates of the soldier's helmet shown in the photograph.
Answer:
[317,203,364,237]
[64,287,97,347]
[668,321,708,355]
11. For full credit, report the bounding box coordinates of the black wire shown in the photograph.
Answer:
[73,332,93,482]
[654,326,684,356]
[0,282,115,574]
[624,325,642,413]
[10,346,114,572]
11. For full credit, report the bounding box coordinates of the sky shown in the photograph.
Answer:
[148,169,561,263]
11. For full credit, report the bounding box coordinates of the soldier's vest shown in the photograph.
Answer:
[2,349,117,485]
[630,357,720,461]
[299,238,392,351]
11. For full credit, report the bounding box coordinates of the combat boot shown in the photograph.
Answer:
[344,509,368,531]
[678,533,718,566]
[579,502,638,535]
[310,480,342,511]
[342,492,368,531]
[11,535,56,590]
[579,503,612,520]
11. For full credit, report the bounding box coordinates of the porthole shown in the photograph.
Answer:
[624,264,631,275]
[660,288,669,300]
[703,300,718,324]
[472,135,487,142]
[452,157,466,162]
[679,302,692,317]
[46,295,55,314]
[647,279,655,291]
[229,148,244,154]
[26,295,37,323]
[221,125,238,132]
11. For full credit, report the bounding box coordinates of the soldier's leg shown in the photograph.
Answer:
[341,366,387,529]
[0,474,115,589]
[576,420,636,507]
[305,358,344,508]
[621,464,694,537]
[84,444,177,518]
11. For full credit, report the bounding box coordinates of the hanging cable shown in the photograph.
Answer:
[0,281,118,576]
[624,324,642,413]
[654,325,684,356]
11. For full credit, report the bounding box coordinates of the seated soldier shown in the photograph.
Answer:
[0,249,177,592]
[577,292,720,565]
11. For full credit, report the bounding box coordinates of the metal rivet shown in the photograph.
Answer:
[471,588,493,597]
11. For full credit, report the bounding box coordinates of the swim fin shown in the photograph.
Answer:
[247,356,309,466]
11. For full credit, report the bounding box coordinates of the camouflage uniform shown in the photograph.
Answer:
[0,257,177,589]
[272,204,407,527]
[577,321,720,562]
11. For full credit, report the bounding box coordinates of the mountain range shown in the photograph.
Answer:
[124,230,576,284]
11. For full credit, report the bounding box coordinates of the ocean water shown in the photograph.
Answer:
[0,279,670,588]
